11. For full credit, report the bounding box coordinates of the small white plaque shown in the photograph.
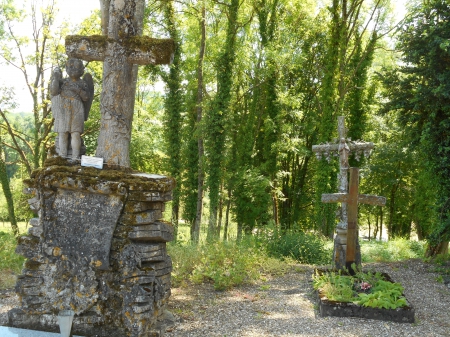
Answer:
[81,155,104,169]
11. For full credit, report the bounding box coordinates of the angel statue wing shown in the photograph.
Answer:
[82,73,94,121]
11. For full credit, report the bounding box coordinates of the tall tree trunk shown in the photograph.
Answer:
[217,192,223,238]
[192,4,206,243]
[207,0,239,241]
[0,145,18,237]
[163,0,183,241]
[224,187,231,241]
[379,207,383,241]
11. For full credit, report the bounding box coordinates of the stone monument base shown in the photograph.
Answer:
[9,159,175,337]
[317,294,415,323]
[333,228,361,271]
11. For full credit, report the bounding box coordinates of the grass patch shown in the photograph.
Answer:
[0,230,25,290]
[257,229,333,265]
[168,238,293,290]
[360,238,425,263]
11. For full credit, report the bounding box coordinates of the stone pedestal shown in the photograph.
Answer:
[8,162,175,337]
[333,228,361,270]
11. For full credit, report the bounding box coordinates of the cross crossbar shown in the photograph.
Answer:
[312,142,374,153]
[321,193,386,206]
[66,35,174,66]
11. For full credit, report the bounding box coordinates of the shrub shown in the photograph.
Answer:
[0,231,23,272]
[190,241,261,290]
[167,242,203,287]
[360,238,425,262]
[0,231,25,290]
[168,239,293,290]
[261,230,332,265]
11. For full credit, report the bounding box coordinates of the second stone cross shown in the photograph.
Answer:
[312,116,386,271]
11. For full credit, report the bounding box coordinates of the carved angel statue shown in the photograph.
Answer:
[50,58,94,159]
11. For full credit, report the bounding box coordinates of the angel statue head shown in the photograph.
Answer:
[66,58,85,80]
[50,58,94,160]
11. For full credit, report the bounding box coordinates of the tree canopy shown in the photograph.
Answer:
[0,0,448,255]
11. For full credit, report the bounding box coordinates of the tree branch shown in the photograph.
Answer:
[0,108,33,176]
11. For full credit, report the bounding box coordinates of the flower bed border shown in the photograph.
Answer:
[315,269,415,323]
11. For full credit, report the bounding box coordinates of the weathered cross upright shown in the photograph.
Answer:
[65,0,174,167]
[322,167,385,273]
[312,116,386,271]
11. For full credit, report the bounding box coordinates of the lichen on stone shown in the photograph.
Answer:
[65,35,111,50]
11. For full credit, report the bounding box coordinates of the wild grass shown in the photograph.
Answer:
[0,230,25,290]
[168,238,295,290]
[0,221,429,291]
[360,238,425,262]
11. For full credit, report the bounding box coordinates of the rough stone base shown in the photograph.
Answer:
[317,295,415,323]
[8,308,172,336]
[333,233,361,271]
[8,162,176,337]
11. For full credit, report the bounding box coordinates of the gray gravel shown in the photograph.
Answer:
[1,259,449,336]
[165,260,450,337]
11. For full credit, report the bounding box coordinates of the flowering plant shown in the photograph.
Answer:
[359,282,372,291]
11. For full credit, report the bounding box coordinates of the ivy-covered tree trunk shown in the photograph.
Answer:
[257,0,280,226]
[313,0,341,237]
[0,143,18,237]
[191,3,206,242]
[206,0,239,241]
[382,0,450,256]
[313,0,380,236]
[162,0,183,241]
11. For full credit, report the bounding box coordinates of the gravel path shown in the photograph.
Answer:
[1,259,449,336]
[165,259,450,337]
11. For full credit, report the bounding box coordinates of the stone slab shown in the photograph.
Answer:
[0,326,84,337]
[46,188,124,270]
[317,295,415,323]
[315,269,415,323]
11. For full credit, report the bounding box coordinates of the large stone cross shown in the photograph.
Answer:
[65,0,174,167]
[312,116,385,271]
[322,167,385,273]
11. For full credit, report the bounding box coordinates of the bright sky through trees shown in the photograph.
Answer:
[0,0,99,112]
[1,0,407,113]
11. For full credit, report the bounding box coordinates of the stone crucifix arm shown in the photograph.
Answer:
[321,193,386,206]
[65,35,175,65]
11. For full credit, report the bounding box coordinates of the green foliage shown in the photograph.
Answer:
[0,231,23,272]
[360,238,425,263]
[428,253,450,266]
[426,253,450,276]
[168,238,292,291]
[130,89,165,173]
[190,241,260,290]
[0,171,33,223]
[260,229,332,265]
[233,168,272,233]
[0,230,25,289]
[355,280,407,309]
[313,271,355,302]
[313,269,408,309]
[381,0,450,254]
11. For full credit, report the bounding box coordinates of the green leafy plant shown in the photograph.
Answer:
[260,229,332,265]
[355,280,407,309]
[360,238,426,263]
[169,238,293,291]
[0,230,25,290]
[313,268,408,309]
